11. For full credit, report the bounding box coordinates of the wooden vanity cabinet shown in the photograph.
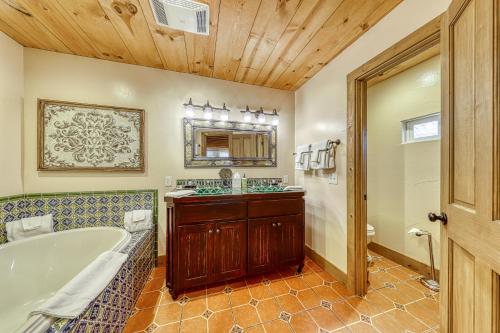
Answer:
[166,191,305,298]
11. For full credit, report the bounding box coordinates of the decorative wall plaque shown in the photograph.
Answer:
[38,99,145,171]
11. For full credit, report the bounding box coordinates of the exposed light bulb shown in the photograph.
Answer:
[243,106,252,122]
[220,109,229,121]
[185,104,195,118]
[271,109,279,125]
[258,114,266,123]
[203,101,213,119]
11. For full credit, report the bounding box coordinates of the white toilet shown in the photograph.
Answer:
[367,224,375,244]
[367,224,376,266]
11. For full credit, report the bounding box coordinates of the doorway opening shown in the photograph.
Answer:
[346,16,442,297]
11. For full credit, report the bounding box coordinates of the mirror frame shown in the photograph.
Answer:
[184,118,277,168]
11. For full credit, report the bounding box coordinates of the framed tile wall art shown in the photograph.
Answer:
[37,99,145,171]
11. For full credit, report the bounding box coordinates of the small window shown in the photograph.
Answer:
[401,113,440,143]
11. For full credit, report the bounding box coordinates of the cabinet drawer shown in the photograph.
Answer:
[177,201,247,225]
[248,199,303,218]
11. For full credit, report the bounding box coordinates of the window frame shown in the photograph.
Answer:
[401,112,441,144]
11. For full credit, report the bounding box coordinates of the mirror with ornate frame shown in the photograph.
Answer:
[184,118,277,168]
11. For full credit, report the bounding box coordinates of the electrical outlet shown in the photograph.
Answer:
[282,175,289,184]
[164,176,173,187]
[328,173,338,185]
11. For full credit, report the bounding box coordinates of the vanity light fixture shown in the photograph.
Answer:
[271,109,279,126]
[240,106,279,125]
[184,98,195,118]
[220,103,229,121]
[183,98,232,121]
[243,106,252,122]
[203,101,213,119]
[256,107,266,123]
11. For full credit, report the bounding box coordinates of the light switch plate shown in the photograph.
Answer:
[328,173,338,185]
[164,176,173,187]
[282,175,289,184]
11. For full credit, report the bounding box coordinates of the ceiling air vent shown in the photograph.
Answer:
[150,0,209,35]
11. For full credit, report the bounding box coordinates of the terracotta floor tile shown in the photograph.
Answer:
[143,277,165,293]
[380,257,400,268]
[207,292,231,311]
[207,283,226,295]
[284,276,309,291]
[233,304,261,328]
[276,294,305,314]
[378,282,425,305]
[331,282,355,298]
[308,307,344,331]
[228,278,248,290]
[268,279,290,297]
[155,303,182,325]
[136,290,162,309]
[160,291,175,305]
[123,307,156,332]
[231,288,252,307]
[262,319,293,332]
[306,261,323,272]
[248,284,273,300]
[180,316,207,333]
[368,271,400,289]
[297,288,322,309]
[182,297,207,319]
[245,324,265,333]
[278,267,297,278]
[181,286,206,300]
[263,271,282,281]
[386,266,418,280]
[312,285,343,303]
[347,290,394,317]
[317,271,338,283]
[256,298,281,323]
[348,321,379,333]
[331,300,360,325]
[246,275,265,286]
[406,298,440,327]
[302,272,323,288]
[207,309,234,333]
[289,311,319,333]
[155,323,181,333]
[372,308,429,332]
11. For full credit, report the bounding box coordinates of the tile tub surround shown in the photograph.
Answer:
[0,189,159,258]
[49,229,155,333]
[123,252,439,333]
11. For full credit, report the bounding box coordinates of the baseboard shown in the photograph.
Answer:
[157,255,166,267]
[305,245,347,284]
[368,242,439,281]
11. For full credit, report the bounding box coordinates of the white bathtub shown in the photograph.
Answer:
[0,227,131,333]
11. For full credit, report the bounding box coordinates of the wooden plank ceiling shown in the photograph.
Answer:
[0,0,402,91]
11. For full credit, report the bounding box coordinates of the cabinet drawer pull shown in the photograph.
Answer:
[277,223,282,227]
[272,223,277,227]
[216,229,220,233]
[208,229,213,234]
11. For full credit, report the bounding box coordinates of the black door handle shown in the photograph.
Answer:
[428,212,448,225]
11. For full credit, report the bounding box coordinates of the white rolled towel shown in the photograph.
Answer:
[31,251,128,319]
[284,185,304,191]
[124,210,152,232]
[165,190,196,198]
[6,214,54,242]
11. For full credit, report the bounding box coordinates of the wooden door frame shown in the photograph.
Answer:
[346,16,442,295]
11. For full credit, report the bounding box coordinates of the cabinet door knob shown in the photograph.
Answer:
[277,222,282,227]
[216,228,220,233]
[208,229,213,234]
[272,223,277,227]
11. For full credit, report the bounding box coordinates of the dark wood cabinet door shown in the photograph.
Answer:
[247,217,276,274]
[276,214,304,266]
[177,223,214,289]
[213,220,247,281]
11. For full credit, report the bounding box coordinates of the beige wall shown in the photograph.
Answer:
[295,0,450,273]
[367,56,441,267]
[0,32,24,196]
[23,48,295,255]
